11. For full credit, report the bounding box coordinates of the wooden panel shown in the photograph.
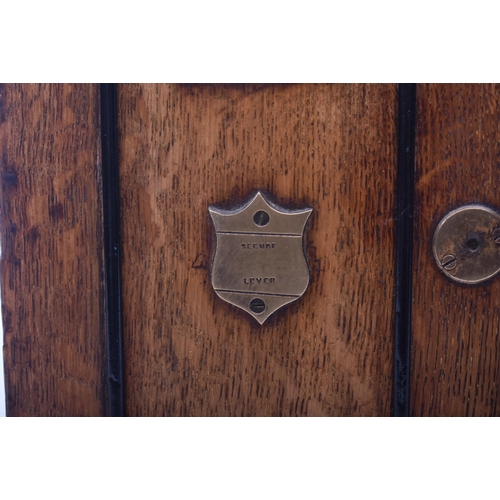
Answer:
[119,84,397,416]
[412,84,500,416]
[0,84,107,416]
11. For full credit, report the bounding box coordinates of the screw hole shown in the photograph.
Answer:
[466,237,479,251]
[249,298,266,314]
[253,210,270,227]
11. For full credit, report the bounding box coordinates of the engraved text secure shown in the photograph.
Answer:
[209,192,312,324]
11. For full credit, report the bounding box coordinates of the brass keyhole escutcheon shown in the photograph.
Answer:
[208,191,312,324]
[432,204,500,285]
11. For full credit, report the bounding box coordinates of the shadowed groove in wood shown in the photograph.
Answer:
[100,84,125,417]
[0,84,108,416]
[118,84,398,416]
[411,84,500,416]
[393,84,416,417]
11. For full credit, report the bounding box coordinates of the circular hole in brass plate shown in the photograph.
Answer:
[432,204,500,284]
[253,210,270,227]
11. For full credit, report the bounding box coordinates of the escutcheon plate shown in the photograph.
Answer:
[432,204,500,284]
[209,191,312,324]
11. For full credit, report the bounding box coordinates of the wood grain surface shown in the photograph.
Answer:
[411,84,500,416]
[118,84,397,416]
[0,84,107,416]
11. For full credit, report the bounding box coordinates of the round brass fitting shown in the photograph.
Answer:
[432,204,500,285]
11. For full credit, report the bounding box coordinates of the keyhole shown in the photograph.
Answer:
[249,298,266,314]
[253,210,270,227]
[466,237,479,251]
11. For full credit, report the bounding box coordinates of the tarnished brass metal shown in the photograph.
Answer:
[209,191,312,324]
[433,204,500,284]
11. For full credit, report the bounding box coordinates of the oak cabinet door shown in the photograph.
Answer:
[1,84,108,417]
[3,83,500,416]
[118,84,397,416]
[411,84,500,417]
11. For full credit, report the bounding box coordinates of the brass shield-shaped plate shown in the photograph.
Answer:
[209,192,312,324]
